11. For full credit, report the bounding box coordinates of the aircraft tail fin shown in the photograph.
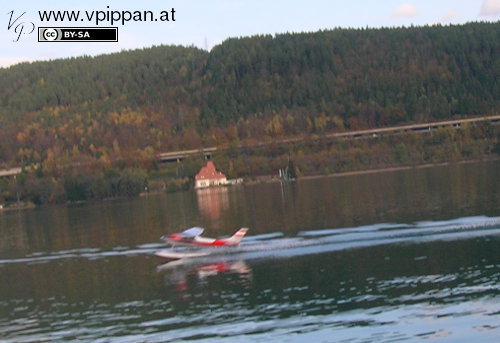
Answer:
[225,228,248,246]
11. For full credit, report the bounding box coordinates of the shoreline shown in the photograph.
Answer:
[242,157,500,185]
[2,157,498,210]
[299,157,500,181]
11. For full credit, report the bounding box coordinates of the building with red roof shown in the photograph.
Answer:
[194,161,228,189]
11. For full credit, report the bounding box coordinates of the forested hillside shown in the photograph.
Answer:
[1,22,498,165]
[0,46,208,165]
[203,23,498,127]
[0,22,498,204]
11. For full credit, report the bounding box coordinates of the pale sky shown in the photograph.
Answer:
[1,0,499,68]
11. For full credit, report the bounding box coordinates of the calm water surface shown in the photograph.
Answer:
[1,161,499,342]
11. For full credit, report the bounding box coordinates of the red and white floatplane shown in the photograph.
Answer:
[155,227,248,260]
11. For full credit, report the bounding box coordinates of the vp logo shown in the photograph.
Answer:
[7,10,35,42]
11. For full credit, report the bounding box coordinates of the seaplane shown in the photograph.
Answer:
[155,227,248,261]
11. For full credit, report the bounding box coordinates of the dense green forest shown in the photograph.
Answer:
[0,22,498,205]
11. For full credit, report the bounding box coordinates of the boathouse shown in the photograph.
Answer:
[194,161,228,189]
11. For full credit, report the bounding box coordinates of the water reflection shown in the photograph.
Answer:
[195,187,229,223]
[158,260,252,299]
[0,212,28,256]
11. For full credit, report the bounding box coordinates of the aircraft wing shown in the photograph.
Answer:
[181,227,204,237]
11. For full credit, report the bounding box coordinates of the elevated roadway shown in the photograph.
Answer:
[156,114,500,163]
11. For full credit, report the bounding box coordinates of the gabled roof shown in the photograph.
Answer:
[195,161,227,180]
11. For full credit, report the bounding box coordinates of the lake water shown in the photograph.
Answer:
[1,161,499,342]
